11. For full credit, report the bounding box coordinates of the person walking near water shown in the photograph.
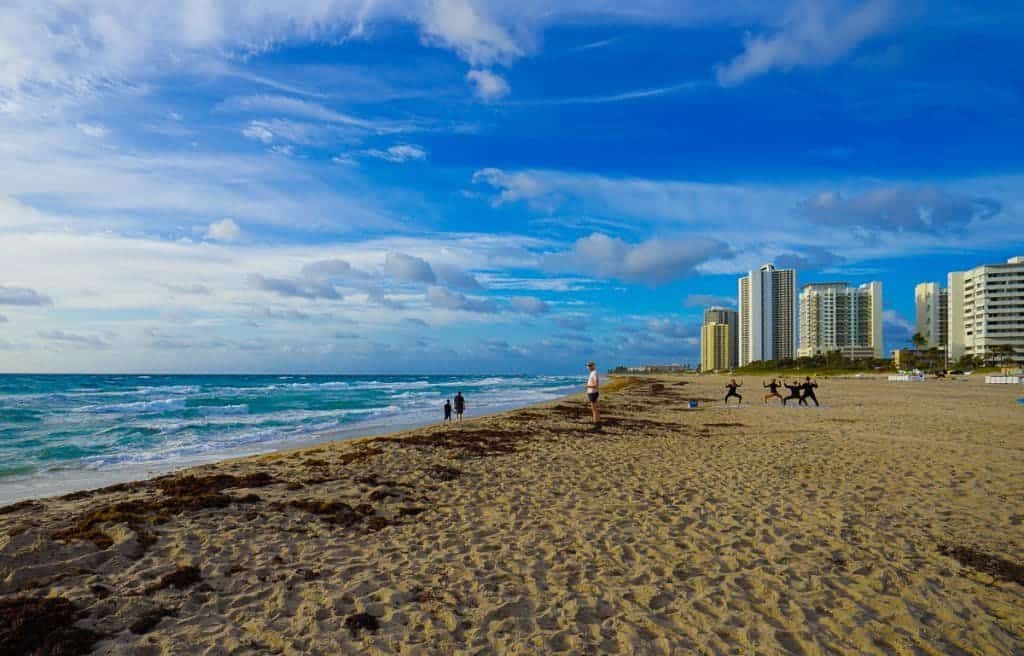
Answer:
[763,378,783,404]
[443,399,452,426]
[724,378,743,405]
[800,377,820,407]
[453,392,465,425]
[782,380,802,406]
[586,361,600,425]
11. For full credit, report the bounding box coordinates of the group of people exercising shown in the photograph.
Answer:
[724,377,820,406]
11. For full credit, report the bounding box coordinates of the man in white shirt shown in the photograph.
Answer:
[586,361,600,425]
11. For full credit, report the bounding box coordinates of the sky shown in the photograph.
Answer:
[1,1,1022,374]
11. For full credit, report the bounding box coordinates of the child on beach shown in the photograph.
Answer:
[763,378,783,404]
[724,379,742,405]
[453,392,465,425]
[443,399,452,426]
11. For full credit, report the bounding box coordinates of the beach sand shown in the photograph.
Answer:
[1,375,1022,655]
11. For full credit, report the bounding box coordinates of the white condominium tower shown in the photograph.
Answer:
[947,256,1024,364]
[737,264,797,365]
[703,306,738,368]
[798,282,883,359]
[914,282,948,349]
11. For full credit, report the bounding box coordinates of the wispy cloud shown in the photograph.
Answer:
[511,81,702,106]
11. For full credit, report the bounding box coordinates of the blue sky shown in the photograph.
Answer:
[1,1,1022,373]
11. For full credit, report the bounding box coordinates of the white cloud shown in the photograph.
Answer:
[77,122,109,138]
[716,0,897,86]
[466,69,510,101]
[205,218,243,242]
[241,122,275,143]
[684,294,735,308]
[511,296,550,315]
[422,0,524,66]
[0,285,53,306]
[548,233,728,285]
[363,144,428,163]
[426,285,499,314]
[383,252,436,284]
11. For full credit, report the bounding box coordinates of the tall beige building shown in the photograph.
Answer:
[914,282,948,349]
[798,282,883,359]
[738,264,797,365]
[947,256,1024,364]
[703,307,738,368]
[701,322,731,372]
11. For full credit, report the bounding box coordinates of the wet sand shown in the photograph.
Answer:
[1,375,1022,654]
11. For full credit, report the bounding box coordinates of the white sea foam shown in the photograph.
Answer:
[78,397,188,414]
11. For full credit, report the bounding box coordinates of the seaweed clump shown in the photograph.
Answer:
[53,472,275,551]
[344,612,380,637]
[0,596,103,656]
[940,545,1024,585]
[150,566,202,592]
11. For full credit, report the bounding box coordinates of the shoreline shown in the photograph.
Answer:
[1,374,1021,654]
[0,385,579,506]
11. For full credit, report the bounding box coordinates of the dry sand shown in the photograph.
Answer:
[1,374,1022,655]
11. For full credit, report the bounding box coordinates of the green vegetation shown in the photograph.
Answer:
[731,350,892,375]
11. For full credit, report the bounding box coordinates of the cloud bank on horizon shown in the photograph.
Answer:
[0,1,1022,373]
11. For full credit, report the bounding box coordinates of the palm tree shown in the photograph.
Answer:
[911,332,927,350]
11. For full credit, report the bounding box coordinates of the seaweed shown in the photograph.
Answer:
[0,596,103,656]
[427,465,462,481]
[53,472,276,550]
[940,545,1024,585]
[130,607,175,634]
[151,566,202,592]
[0,500,41,516]
[344,612,380,637]
[284,499,361,527]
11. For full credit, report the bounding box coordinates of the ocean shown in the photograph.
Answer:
[0,374,578,504]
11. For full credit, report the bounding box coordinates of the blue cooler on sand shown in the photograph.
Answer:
[688,400,698,409]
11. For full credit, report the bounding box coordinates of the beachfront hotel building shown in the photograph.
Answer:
[798,282,883,359]
[701,322,731,372]
[947,256,1024,364]
[914,282,949,349]
[737,264,797,365]
[703,307,738,368]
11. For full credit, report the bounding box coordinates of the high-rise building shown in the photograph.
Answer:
[703,306,738,368]
[914,282,948,349]
[798,282,883,359]
[947,256,1024,364]
[701,322,731,372]
[737,264,797,365]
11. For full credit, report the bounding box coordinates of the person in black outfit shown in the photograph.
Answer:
[453,392,465,425]
[782,381,802,406]
[763,378,783,404]
[724,379,742,405]
[443,399,452,426]
[800,377,819,407]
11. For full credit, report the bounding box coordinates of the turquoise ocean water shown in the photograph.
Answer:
[0,374,577,503]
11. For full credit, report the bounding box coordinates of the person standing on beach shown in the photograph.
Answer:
[763,378,783,404]
[724,379,743,405]
[800,377,820,407]
[782,381,803,406]
[453,392,465,425]
[586,361,600,425]
[443,399,452,426]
